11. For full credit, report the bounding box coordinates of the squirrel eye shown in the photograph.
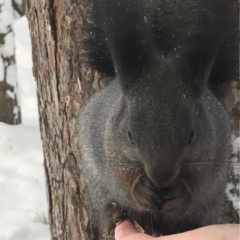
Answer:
[127,131,135,145]
[187,130,195,145]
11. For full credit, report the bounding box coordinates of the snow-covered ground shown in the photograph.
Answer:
[0,17,50,240]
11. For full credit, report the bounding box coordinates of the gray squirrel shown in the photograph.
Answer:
[76,0,237,236]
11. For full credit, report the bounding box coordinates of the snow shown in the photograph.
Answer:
[2,31,15,57]
[0,0,20,107]
[0,124,50,240]
[6,89,14,98]
[226,182,240,216]
[0,1,14,33]
[226,137,240,216]
[0,16,50,240]
[14,17,38,126]
[232,137,240,155]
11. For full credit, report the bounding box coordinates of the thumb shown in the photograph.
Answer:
[115,220,139,240]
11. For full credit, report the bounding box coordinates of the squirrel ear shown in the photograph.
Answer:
[100,0,153,88]
[182,0,233,95]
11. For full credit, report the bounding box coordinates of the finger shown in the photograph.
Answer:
[115,220,138,240]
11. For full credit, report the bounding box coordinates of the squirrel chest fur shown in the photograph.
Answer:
[76,0,237,236]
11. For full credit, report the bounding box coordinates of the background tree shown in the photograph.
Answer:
[0,0,24,124]
[25,0,239,239]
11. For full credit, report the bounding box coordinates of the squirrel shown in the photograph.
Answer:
[76,0,237,236]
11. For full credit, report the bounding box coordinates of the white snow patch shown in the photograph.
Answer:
[0,16,50,240]
[6,89,14,98]
[14,17,37,126]
[0,1,14,33]
[226,183,240,216]
[13,105,19,115]
[0,123,50,240]
[232,137,240,155]
[6,63,17,87]
[226,137,240,216]
[1,31,15,57]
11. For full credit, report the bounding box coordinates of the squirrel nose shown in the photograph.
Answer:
[147,169,176,188]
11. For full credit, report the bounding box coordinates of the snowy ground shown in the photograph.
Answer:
[0,17,50,240]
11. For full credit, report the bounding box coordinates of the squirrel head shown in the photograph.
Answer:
[119,53,202,188]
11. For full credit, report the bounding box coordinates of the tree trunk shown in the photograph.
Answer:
[25,1,239,240]
[0,0,23,124]
[26,0,101,239]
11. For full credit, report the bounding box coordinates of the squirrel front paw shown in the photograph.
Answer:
[101,202,127,234]
[161,180,193,217]
[131,175,193,217]
[131,174,164,211]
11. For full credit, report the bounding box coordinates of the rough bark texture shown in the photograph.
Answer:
[0,0,22,124]
[26,0,102,239]
[26,0,239,240]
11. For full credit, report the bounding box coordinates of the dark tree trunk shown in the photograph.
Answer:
[0,0,23,124]
[25,0,239,240]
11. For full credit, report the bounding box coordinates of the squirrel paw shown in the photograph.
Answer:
[131,174,164,211]
[101,202,127,233]
[161,180,193,217]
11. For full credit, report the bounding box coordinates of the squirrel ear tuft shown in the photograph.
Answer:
[100,0,154,88]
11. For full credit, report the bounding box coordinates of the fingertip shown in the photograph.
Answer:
[115,220,138,240]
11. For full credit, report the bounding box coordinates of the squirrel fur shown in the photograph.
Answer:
[76,0,238,236]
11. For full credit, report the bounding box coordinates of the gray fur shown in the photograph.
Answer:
[76,0,234,235]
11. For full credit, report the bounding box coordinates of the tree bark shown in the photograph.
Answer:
[0,0,23,124]
[26,0,102,239]
[25,0,239,240]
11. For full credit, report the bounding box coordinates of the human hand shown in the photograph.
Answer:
[115,220,240,240]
